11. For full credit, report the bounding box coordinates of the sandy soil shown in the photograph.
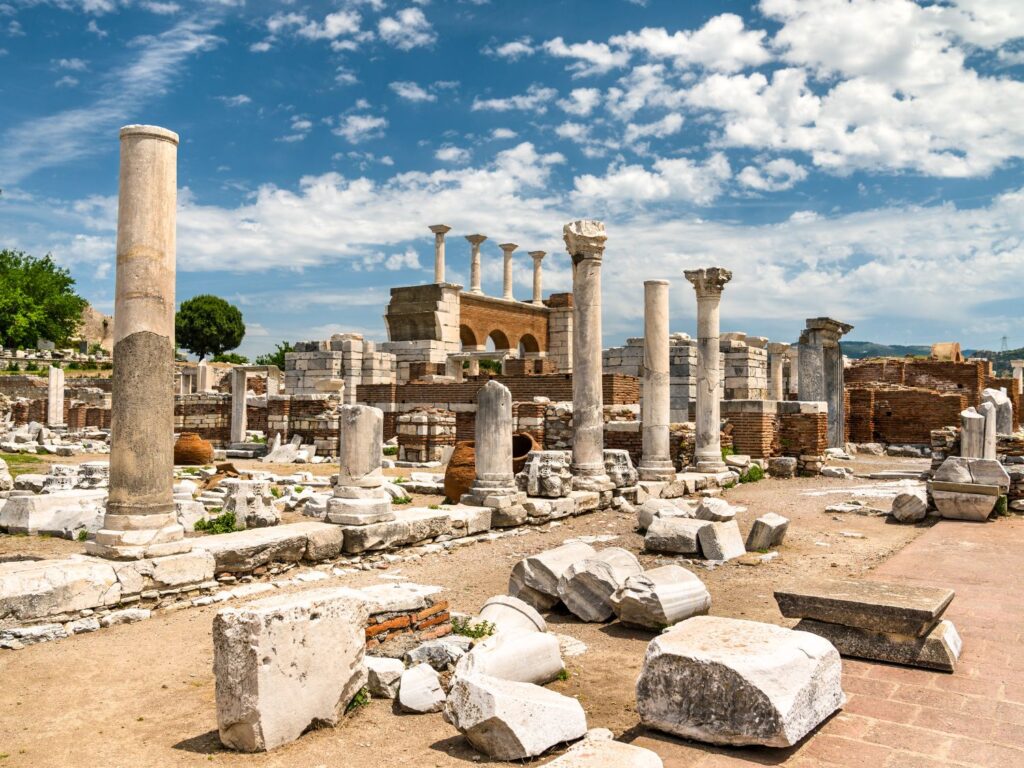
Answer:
[0,455,932,767]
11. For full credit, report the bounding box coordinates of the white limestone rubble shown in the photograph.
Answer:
[610,565,711,630]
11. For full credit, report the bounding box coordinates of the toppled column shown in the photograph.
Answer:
[767,342,789,401]
[684,267,731,473]
[430,224,451,284]
[529,250,545,305]
[500,242,518,300]
[88,125,189,560]
[230,367,248,444]
[465,234,486,294]
[798,317,853,448]
[639,280,675,481]
[46,365,65,427]
[565,220,612,490]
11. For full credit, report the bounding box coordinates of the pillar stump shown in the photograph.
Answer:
[46,365,65,428]
[767,342,789,401]
[88,125,190,560]
[639,280,675,481]
[684,267,731,474]
[462,380,525,508]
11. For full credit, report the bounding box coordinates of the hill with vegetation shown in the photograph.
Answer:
[842,342,932,359]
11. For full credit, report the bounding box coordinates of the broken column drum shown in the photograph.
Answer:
[797,317,853,448]
[639,280,675,481]
[89,125,190,560]
[564,220,611,486]
[468,380,516,495]
[684,267,732,473]
[338,404,385,487]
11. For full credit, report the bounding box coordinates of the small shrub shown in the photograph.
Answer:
[293,485,305,494]
[450,616,496,639]
[428,504,441,510]
[393,495,413,505]
[721,446,735,459]
[383,446,398,456]
[556,668,570,681]
[739,464,765,484]
[6,361,18,372]
[194,511,237,535]
[25,361,39,372]
[345,686,370,714]
[269,486,282,498]
[995,495,1009,517]
[76,529,88,542]
[67,361,81,370]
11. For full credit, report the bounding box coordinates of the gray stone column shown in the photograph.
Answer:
[767,342,788,401]
[529,251,545,305]
[466,234,486,294]
[1012,360,1024,395]
[979,401,997,459]
[470,379,515,493]
[565,220,611,486]
[337,404,384,488]
[798,318,853,448]
[500,242,518,300]
[89,124,188,560]
[197,360,211,392]
[786,347,800,396]
[47,365,65,427]
[684,267,732,473]
[230,368,248,444]
[639,280,675,481]
[430,224,451,284]
[960,407,985,458]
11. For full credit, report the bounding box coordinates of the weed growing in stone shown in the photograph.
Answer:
[393,496,413,505]
[194,511,237,535]
[383,446,398,456]
[450,617,496,639]
[345,686,370,714]
[740,464,765,483]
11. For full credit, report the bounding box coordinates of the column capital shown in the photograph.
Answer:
[499,242,518,254]
[529,250,546,262]
[429,224,452,236]
[465,233,487,246]
[767,342,790,355]
[563,219,606,262]
[684,266,732,298]
[804,317,854,344]
[1012,360,1024,369]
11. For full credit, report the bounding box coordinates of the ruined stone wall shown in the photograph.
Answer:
[397,408,456,463]
[175,393,232,444]
[871,388,967,444]
[721,400,779,458]
[847,388,875,443]
[987,376,1021,430]
[847,358,988,406]
[778,406,828,457]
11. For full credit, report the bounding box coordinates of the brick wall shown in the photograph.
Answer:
[848,389,875,443]
[870,388,967,444]
[779,412,828,456]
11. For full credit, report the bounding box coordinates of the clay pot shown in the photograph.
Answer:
[444,440,476,503]
[174,432,214,466]
[512,432,540,473]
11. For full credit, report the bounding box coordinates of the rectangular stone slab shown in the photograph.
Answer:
[774,580,955,637]
[929,481,1000,497]
[795,618,962,673]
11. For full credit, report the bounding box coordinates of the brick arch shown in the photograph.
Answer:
[487,329,511,350]
[518,333,540,355]
[458,293,550,356]
[460,324,479,350]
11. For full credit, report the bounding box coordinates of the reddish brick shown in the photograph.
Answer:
[910,706,994,741]
[844,693,919,725]
[946,737,1024,767]
[863,721,951,760]
[364,615,411,638]
[798,734,892,766]
[415,612,450,630]
[418,624,452,640]
[413,601,448,622]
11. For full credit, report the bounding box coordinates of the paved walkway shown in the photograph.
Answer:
[633,516,1024,767]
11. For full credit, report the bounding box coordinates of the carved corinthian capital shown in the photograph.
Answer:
[563,219,607,263]
[684,267,732,297]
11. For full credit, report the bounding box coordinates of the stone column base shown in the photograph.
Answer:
[572,474,615,493]
[86,523,192,560]
[695,460,729,474]
[638,461,677,482]
[460,486,524,509]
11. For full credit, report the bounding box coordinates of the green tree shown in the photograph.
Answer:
[0,250,88,349]
[255,341,294,369]
[175,295,245,361]
[212,352,249,364]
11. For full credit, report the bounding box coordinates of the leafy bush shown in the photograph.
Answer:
[393,496,413,505]
[739,464,765,483]
[451,617,496,639]
[212,352,249,364]
[194,510,237,535]
[345,686,370,714]
[255,341,294,369]
[383,446,398,456]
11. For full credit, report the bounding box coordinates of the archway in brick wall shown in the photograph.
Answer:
[460,324,479,350]
[518,333,540,355]
[487,329,511,350]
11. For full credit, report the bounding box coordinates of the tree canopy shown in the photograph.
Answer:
[175,294,245,361]
[255,341,294,369]
[0,249,89,350]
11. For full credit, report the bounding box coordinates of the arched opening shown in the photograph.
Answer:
[487,329,511,351]
[460,325,478,350]
[518,334,540,356]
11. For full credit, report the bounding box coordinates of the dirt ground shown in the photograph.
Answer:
[0,454,934,767]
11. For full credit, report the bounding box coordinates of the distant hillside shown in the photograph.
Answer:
[842,342,932,359]
[966,348,1024,376]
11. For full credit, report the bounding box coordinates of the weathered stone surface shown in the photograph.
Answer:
[982,388,1014,435]
[644,517,711,556]
[508,542,597,609]
[603,449,638,489]
[324,496,394,525]
[192,523,328,573]
[100,607,151,627]
[610,565,711,630]
[767,456,797,478]
[219,479,279,529]
[456,630,564,684]
[112,549,215,593]
[213,587,369,751]
[0,489,106,537]
[795,618,962,672]
[405,637,469,671]
[444,673,587,760]
[636,499,694,532]
[697,520,746,561]
[304,524,344,561]
[935,456,1009,490]
[745,513,789,550]
[932,490,997,521]
[557,548,643,622]
[636,615,845,747]
[398,663,446,713]
[448,504,492,535]
[478,595,546,635]
[890,491,928,523]
[340,508,451,554]
[695,497,743,522]
[0,557,121,622]
[775,580,954,636]
[366,656,404,699]
[516,450,574,498]
[544,734,664,767]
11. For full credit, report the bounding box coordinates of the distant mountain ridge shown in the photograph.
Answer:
[842,342,933,359]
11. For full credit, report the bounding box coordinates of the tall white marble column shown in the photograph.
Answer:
[529,250,546,305]
[89,125,189,560]
[47,365,65,427]
[466,234,486,294]
[500,242,518,300]
[639,280,675,481]
[767,342,789,401]
[565,220,612,488]
[684,267,732,473]
[1012,360,1024,396]
[230,368,248,444]
[430,224,451,284]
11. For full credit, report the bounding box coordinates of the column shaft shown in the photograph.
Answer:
[230,368,248,444]
[529,251,545,305]
[639,280,674,481]
[47,365,65,427]
[466,235,486,294]
[500,243,517,300]
[430,225,451,284]
[685,268,731,473]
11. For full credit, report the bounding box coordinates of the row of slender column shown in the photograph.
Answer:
[429,225,545,304]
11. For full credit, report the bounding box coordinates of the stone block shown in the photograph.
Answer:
[557,547,643,622]
[644,518,711,556]
[213,587,369,751]
[192,522,335,574]
[932,490,998,521]
[745,513,789,551]
[774,580,954,636]
[636,615,844,747]
[325,496,394,525]
[340,508,451,554]
[698,520,746,561]
[636,499,694,532]
[794,618,962,673]
[695,497,743,522]
[366,656,404,699]
[508,542,596,609]
[398,663,446,713]
[304,525,345,560]
[0,557,121,623]
[0,489,106,537]
[610,565,711,630]
[543,734,663,767]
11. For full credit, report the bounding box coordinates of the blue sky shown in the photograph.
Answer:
[2,0,1024,359]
